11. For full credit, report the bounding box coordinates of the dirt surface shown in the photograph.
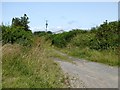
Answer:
[52,50,118,88]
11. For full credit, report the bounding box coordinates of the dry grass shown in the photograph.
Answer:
[2,37,66,88]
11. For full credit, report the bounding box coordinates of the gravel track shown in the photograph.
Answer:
[52,50,118,88]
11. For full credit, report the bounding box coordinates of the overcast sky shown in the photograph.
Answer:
[2,2,118,32]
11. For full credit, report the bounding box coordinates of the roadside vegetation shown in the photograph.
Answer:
[47,20,119,66]
[1,14,67,88]
[1,14,119,88]
[2,38,67,88]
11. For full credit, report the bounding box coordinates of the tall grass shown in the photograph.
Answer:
[60,47,118,66]
[2,37,66,88]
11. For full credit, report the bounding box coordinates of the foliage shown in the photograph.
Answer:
[1,25,33,46]
[51,30,81,48]
[69,31,95,48]
[89,21,119,50]
[50,21,119,51]
[12,14,30,31]
[49,20,119,66]
[1,14,33,46]
[34,31,52,37]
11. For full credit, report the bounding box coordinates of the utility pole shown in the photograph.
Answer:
[45,20,48,32]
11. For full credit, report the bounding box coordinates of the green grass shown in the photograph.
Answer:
[47,47,73,63]
[59,47,119,66]
[2,37,67,88]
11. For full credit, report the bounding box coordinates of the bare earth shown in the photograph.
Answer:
[52,50,118,88]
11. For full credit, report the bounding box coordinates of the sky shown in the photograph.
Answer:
[2,2,118,32]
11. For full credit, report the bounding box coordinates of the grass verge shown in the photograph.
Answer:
[58,47,119,66]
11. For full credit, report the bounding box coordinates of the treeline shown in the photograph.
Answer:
[51,30,87,48]
[34,31,52,36]
[1,14,33,46]
[49,20,119,51]
[1,14,119,51]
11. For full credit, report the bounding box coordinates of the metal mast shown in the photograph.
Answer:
[45,20,48,32]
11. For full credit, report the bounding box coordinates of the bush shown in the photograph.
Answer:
[34,31,52,37]
[71,32,95,48]
[89,21,119,50]
[51,31,77,48]
[1,25,33,46]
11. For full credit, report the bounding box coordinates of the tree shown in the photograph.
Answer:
[12,14,30,31]
[47,31,52,34]
[20,14,30,31]
[12,17,21,27]
[2,14,33,46]
[90,20,119,50]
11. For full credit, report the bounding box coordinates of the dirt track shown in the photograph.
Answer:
[53,50,118,88]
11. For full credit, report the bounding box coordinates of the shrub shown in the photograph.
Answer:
[1,25,33,46]
[89,21,119,50]
[51,31,77,48]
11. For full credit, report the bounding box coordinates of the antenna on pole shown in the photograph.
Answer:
[45,20,48,32]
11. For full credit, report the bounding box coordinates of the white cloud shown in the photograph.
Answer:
[30,25,86,33]
[30,26,64,32]
[30,27,45,32]
[48,26,63,32]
